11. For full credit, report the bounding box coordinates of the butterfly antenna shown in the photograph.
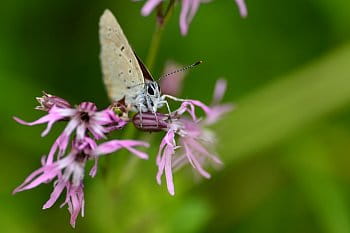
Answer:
[158,61,202,81]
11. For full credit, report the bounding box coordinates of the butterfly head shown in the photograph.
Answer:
[145,81,161,97]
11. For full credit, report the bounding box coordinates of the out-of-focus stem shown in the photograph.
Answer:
[146,0,175,69]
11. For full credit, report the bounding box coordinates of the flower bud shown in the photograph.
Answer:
[132,112,169,132]
[35,92,71,111]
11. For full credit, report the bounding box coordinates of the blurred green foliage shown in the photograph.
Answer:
[1,0,350,233]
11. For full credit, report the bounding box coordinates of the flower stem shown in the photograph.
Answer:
[146,0,175,70]
[146,24,163,70]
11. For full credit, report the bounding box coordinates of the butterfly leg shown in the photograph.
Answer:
[150,104,159,127]
[138,104,143,128]
[163,100,173,123]
[154,111,159,127]
[165,101,171,114]
[163,94,188,102]
[159,96,172,115]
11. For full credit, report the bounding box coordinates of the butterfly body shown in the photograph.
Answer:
[134,81,170,113]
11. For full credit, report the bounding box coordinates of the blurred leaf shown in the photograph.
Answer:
[168,197,211,233]
[311,0,350,36]
[217,43,350,164]
[284,136,350,233]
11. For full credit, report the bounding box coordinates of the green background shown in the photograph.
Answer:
[1,0,350,232]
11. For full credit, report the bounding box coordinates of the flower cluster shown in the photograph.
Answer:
[139,0,248,35]
[13,96,149,227]
[14,67,232,228]
[13,77,231,226]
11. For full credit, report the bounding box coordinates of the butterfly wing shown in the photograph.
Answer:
[99,9,144,104]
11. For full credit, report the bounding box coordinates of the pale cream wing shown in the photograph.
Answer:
[99,9,144,103]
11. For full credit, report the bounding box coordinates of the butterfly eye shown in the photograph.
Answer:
[147,85,155,95]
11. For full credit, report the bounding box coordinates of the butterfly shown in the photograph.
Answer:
[99,9,170,115]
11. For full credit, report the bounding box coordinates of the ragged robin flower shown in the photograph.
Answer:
[13,94,150,227]
[14,98,127,156]
[133,79,233,195]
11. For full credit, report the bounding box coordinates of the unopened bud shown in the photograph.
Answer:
[35,92,71,111]
[133,112,169,132]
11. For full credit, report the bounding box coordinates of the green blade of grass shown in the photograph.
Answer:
[217,44,350,164]
[284,136,350,233]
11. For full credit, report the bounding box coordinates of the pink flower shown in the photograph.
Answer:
[14,101,127,157]
[13,137,149,227]
[13,138,95,227]
[154,105,223,195]
[172,118,223,177]
[205,79,234,125]
[139,0,248,35]
[133,79,232,195]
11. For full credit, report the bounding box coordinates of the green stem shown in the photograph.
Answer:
[146,24,164,70]
[146,0,175,69]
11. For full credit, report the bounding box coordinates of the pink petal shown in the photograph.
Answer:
[45,140,59,165]
[172,154,187,170]
[68,186,84,228]
[43,180,66,209]
[178,100,212,121]
[88,124,107,140]
[156,153,166,185]
[13,165,60,193]
[205,104,234,125]
[13,115,49,126]
[212,79,227,105]
[141,0,162,16]
[182,143,196,168]
[180,0,191,35]
[187,0,201,23]
[179,0,201,35]
[156,130,177,195]
[124,146,149,160]
[184,142,211,178]
[13,112,63,137]
[164,151,175,195]
[89,158,98,177]
[235,0,248,18]
[59,184,84,228]
[57,119,80,154]
[76,124,87,140]
[93,140,150,158]
[156,133,168,165]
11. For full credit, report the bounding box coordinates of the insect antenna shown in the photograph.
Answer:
[158,61,202,81]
